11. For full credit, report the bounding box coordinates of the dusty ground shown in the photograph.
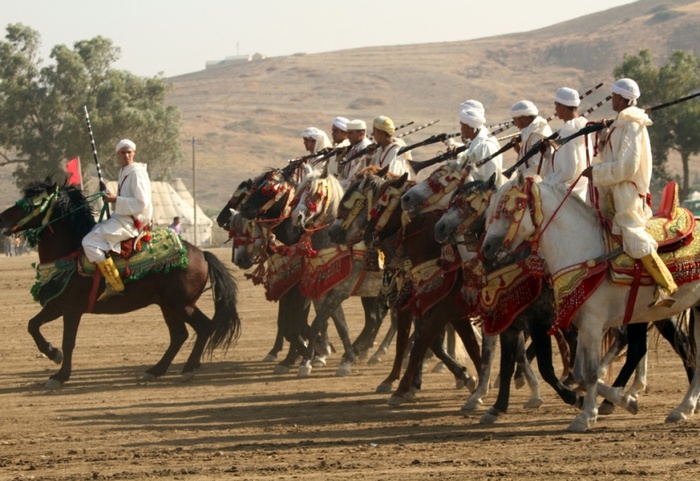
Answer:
[1,247,699,481]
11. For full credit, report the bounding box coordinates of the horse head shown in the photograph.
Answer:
[434,173,498,244]
[238,169,295,221]
[0,178,95,261]
[230,210,266,269]
[363,172,413,246]
[401,160,465,219]
[291,167,343,231]
[329,168,386,245]
[481,170,538,261]
[216,178,255,230]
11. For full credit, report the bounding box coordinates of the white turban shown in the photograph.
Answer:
[611,78,640,100]
[509,100,538,118]
[115,139,136,152]
[554,87,581,107]
[332,116,349,132]
[460,99,485,115]
[346,119,366,131]
[302,127,321,139]
[459,108,486,129]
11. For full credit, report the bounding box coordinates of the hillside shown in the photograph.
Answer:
[1,0,698,215]
[165,0,700,212]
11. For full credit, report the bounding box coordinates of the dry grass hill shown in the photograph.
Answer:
[166,0,700,214]
[1,0,698,216]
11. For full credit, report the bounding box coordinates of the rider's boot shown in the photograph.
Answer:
[96,257,125,301]
[641,251,678,308]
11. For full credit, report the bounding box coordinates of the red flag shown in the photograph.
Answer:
[65,157,83,188]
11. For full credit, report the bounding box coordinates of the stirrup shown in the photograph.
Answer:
[648,287,676,309]
[97,285,123,302]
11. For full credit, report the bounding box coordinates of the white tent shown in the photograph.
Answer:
[104,178,212,246]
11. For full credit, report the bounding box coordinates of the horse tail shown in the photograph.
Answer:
[203,250,241,356]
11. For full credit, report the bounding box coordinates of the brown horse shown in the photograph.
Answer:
[0,178,241,388]
[364,173,483,404]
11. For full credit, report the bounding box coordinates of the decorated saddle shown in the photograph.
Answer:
[551,182,700,332]
[32,228,188,306]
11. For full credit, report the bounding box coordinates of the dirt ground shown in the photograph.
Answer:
[1,248,700,481]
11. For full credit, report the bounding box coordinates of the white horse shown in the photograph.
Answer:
[481,171,700,432]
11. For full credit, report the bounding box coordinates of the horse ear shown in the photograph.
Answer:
[516,169,526,188]
[321,163,330,178]
[396,172,409,187]
[378,165,390,178]
[487,172,497,189]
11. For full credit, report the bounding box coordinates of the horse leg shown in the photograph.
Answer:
[667,306,700,423]
[369,307,397,365]
[552,329,571,382]
[274,287,311,374]
[264,325,285,362]
[432,323,455,373]
[528,317,581,408]
[599,323,647,415]
[142,305,190,381]
[44,312,82,388]
[388,313,447,406]
[376,308,411,393]
[179,306,216,381]
[463,329,495,411]
[514,331,543,408]
[655,316,695,382]
[27,305,63,366]
[451,320,480,391]
[569,325,603,432]
[428,326,471,390]
[480,329,519,424]
[352,297,385,360]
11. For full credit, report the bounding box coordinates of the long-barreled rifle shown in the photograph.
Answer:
[500,93,613,178]
[83,106,110,219]
[338,119,437,166]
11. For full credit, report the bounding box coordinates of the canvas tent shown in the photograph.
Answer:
[104,178,212,246]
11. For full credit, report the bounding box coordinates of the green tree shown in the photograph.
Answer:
[614,49,700,201]
[0,23,182,189]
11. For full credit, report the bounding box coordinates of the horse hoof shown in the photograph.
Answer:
[462,397,483,412]
[357,349,369,361]
[514,375,526,390]
[273,364,291,375]
[465,376,478,393]
[51,349,63,365]
[368,354,383,365]
[479,410,499,424]
[180,371,196,382]
[311,355,327,368]
[45,378,62,389]
[665,409,688,423]
[262,353,278,362]
[432,362,448,373]
[598,402,616,416]
[567,413,594,432]
[524,398,544,409]
[455,378,466,389]
[623,396,639,415]
[375,382,394,394]
[335,361,352,377]
[387,395,408,407]
[297,361,312,378]
[141,373,158,382]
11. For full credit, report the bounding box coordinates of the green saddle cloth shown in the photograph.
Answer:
[32,229,188,306]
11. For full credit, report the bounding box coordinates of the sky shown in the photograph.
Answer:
[3,0,638,78]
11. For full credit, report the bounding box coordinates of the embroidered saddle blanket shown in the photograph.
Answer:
[32,228,187,306]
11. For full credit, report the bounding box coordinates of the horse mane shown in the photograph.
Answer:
[23,179,97,245]
[298,169,344,212]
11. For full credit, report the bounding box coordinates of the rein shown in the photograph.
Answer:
[18,191,103,247]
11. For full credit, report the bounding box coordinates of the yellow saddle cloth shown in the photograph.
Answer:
[607,182,698,285]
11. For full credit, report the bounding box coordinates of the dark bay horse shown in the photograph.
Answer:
[0,178,241,387]
[363,173,483,405]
